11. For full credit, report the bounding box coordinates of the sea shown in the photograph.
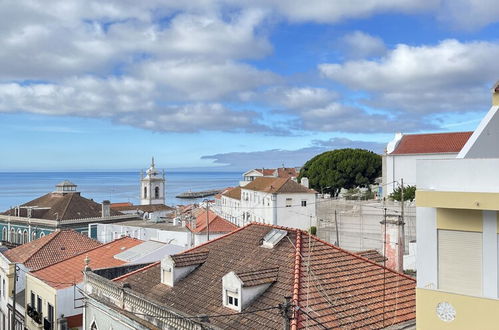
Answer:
[0,171,242,211]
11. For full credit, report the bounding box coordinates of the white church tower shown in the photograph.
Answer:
[140,157,165,205]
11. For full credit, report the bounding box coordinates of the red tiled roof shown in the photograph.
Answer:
[243,177,316,194]
[114,223,415,329]
[390,131,472,155]
[186,210,238,234]
[3,230,101,271]
[276,167,298,178]
[31,237,143,289]
[221,186,241,200]
[1,192,122,220]
[110,202,133,207]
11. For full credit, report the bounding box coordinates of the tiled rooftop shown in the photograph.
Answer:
[389,131,472,155]
[243,177,315,194]
[3,229,102,271]
[186,209,238,234]
[357,249,387,264]
[31,237,143,289]
[222,186,241,200]
[170,251,209,268]
[2,191,122,220]
[113,224,415,329]
[238,267,279,287]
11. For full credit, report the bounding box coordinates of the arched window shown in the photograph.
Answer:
[10,228,15,242]
[90,321,98,330]
[40,232,45,238]
[17,230,22,244]
[144,186,147,199]
[32,231,37,241]
[1,227,6,241]
[23,230,28,244]
[155,186,160,199]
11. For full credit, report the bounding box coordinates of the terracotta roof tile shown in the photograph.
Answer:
[243,177,315,194]
[3,230,101,271]
[186,209,238,233]
[238,267,279,287]
[222,186,241,200]
[111,204,173,212]
[2,192,122,220]
[390,131,472,155]
[31,237,142,289]
[171,251,209,268]
[113,224,415,329]
[357,249,387,264]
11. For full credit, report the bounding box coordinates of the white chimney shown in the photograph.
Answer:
[101,200,111,218]
[300,177,309,189]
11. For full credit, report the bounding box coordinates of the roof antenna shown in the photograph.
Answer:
[151,156,155,167]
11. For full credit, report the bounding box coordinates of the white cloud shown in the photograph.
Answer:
[339,31,386,59]
[263,86,338,110]
[319,39,499,113]
[117,103,267,133]
[439,0,499,30]
[137,59,278,101]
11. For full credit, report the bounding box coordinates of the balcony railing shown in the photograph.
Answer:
[27,304,42,324]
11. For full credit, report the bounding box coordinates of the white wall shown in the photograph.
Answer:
[56,285,82,319]
[219,196,242,226]
[92,223,192,247]
[417,158,499,193]
[385,153,458,196]
[276,193,316,230]
[416,207,437,289]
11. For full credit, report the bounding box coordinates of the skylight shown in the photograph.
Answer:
[262,229,287,248]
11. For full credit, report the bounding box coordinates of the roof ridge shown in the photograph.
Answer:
[402,131,472,137]
[59,192,75,219]
[21,230,62,265]
[31,236,139,274]
[310,235,416,282]
[291,229,301,330]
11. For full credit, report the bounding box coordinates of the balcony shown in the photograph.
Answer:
[27,304,42,324]
[43,317,53,330]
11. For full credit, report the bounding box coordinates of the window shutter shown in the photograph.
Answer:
[438,230,482,296]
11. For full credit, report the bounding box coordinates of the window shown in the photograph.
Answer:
[30,291,35,308]
[17,230,22,244]
[144,186,147,199]
[301,200,307,207]
[37,295,42,313]
[10,228,15,242]
[226,292,239,307]
[32,231,37,241]
[23,230,28,244]
[155,186,160,199]
[47,303,54,329]
[1,227,6,241]
[286,198,292,207]
[39,232,45,238]
[2,278,4,299]
[90,321,98,330]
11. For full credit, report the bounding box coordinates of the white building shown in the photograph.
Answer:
[382,131,472,197]
[219,177,316,230]
[140,157,165,205]
[240,167,298,186]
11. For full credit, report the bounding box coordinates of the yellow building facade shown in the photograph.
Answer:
[416,86,499,329]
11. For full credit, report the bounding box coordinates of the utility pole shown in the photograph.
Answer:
[205,200,210,241]
[334,210,340,247]
[398,178,406,273]
[280,296,292,330]
[11,263,17,330]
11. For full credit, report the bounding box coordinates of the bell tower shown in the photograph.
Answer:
[140,157,166,205]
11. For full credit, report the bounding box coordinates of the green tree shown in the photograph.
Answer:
[298,148,381,197]
[389,185,416,202]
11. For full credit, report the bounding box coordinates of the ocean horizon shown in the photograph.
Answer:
[0,171,242,211]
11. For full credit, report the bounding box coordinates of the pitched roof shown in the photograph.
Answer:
[186,209,238,234]
[390,131,473,155]
[237,267,279,287]
[170,251,209,268]
[3,230,102,271]
[113,224,415,329]
[357,249,387,264]
[2,192,122,220]
[221,186,241,200]
[31,237,143,289]
[276,167,298,178]
[243,177,315,194]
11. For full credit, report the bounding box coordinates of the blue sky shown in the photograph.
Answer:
[1,1,499,171]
